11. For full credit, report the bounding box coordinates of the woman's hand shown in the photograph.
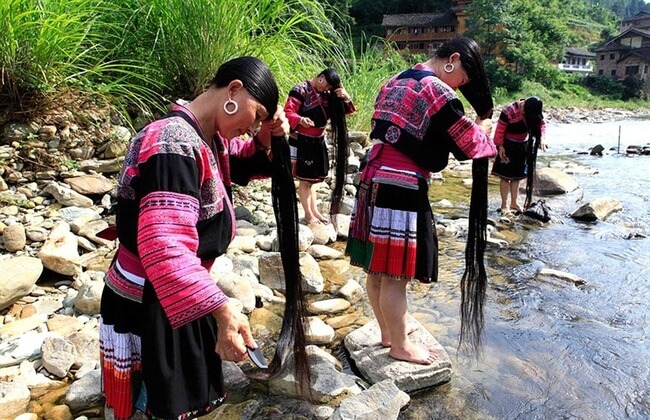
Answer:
[256,105,290,149]
[299,116,315,127]
[498,145,509,163]
[334,87,351,103]
[213,302,255,362]
[262,105,290,137]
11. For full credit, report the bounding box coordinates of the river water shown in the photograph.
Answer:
[395,118,650,419]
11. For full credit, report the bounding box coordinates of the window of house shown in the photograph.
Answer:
[600,54,605,60]
[451,26,455,32]
[621,36,642,48]
[610,53,616,59]
[625,65,639,75]
[611,69,617,76]
[645,65,648,74]
[598,69,604,75]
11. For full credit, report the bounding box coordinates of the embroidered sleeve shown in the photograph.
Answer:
[136,124,228,329]
[493,109,509,147]
[440,99,497,159]
[228,135,259,158]
[284,93,304,131]
[344,100,356,115]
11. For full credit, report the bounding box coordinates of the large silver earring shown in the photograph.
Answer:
[444,62,455,73]
[223,99,238,115]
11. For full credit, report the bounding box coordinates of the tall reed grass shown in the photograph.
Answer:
[341,35,407,131]
[1,0,351,121]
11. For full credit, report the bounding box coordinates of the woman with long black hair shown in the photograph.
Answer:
[346,37,496,363]
[99,56,309,419]
[491,97,546,214]
[284,68,355,224]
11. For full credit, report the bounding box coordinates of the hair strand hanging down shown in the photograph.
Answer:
[266,135,311,397]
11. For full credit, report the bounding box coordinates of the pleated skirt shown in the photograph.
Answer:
[492,137,529,180]
[100,281,226,420]
[346,165,438,283]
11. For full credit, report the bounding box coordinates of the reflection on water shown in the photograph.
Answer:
[395,119,650,419]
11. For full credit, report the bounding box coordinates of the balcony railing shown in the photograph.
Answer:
[558,63,594,73]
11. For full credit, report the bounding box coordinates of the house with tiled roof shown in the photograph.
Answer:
[381,1,471,55]
[594,22,650,95]
[620,10,650,32]
[559,47,596,74]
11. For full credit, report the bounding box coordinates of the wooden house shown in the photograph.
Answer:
[381,1,471,55]
[593,11,650,96]
[559,47,596,74]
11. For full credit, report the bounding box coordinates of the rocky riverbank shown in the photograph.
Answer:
[0,103,647,419]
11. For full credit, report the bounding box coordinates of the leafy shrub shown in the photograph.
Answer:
[621,76,644,100]
[485,58,523,92]
[582,75,626,100]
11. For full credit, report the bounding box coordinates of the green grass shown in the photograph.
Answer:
[1,0,648,130]
[493,79,649,111]
[1,0,347,121]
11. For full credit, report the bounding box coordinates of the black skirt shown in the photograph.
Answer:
[141,281,226,419]
[492,138,529,180]
[294,134,328,181]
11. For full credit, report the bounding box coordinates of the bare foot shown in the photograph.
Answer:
[315,213,331,224]
[381,324,418,347]
[510,205,522,215]
[389,342,438,365]
[304,217,321,225]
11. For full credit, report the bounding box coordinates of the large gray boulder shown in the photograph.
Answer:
[529,167,579,195]
[570,197,622,221]
[331,379,410,420]
[0,256,43,310]
[344,319,452,393]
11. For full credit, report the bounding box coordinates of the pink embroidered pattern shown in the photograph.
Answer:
[137,191,228,329]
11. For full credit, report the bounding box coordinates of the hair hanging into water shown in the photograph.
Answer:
[320,68,349,216]
[212,57,311,393]
[523,97,544,208]
[434,37,493,355]
[459,157,489,355]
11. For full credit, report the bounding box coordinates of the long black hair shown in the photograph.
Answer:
[211,56,278,120]
[523,97,544,208]
[268,134,311,397]
[435,37,493,120]
[212,57,310,392]
[320,68,349,217]
[436,38,493,354]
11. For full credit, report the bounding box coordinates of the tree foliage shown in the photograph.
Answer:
[465,0,618,92]
[593,0,649,18]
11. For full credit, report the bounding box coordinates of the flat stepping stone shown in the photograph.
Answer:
[344,318,452,393]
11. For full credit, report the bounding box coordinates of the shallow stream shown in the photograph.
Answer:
[394,118,650,419]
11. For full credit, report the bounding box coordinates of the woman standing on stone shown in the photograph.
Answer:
[346,37,496,364]
[99,57,299,419]
[491,96,546,214]
[284,68,355,224]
